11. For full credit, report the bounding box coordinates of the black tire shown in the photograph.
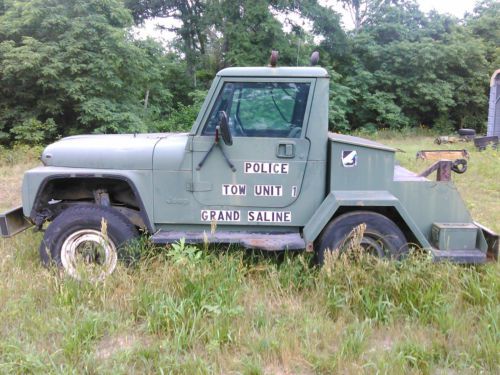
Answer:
[39,205,139,279]
[451,158,467,174]
[458,128,476,136]
[316,211,408,265]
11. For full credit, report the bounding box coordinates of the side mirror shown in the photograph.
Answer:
[218,111,233,146]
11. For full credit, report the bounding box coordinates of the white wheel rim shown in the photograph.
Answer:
[61,229,117,281]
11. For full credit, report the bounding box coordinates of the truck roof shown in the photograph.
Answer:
[217,67,329,78]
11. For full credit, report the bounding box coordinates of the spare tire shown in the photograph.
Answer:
[458,128,476,136]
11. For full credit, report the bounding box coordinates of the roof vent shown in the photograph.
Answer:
[269,50,279,67]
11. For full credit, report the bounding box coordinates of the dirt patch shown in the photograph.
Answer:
[264,363,314,375]
[0,162,38,211]
[365,327,398,355]
[95,332,154,360]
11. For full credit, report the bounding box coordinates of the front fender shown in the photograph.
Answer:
[302,190,430,249]
[22,166,155,231]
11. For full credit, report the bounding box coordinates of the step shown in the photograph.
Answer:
[152,231,305,251]
[431,249,487,264]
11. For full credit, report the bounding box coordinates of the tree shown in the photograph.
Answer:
[0,0,172,141]
[465,0,500,69]
[125,0,208,83]
[337,0,401,31]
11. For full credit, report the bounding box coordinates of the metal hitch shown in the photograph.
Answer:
[418,159,467,181]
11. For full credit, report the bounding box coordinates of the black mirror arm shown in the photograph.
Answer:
[217,143,236,172]
[196,126,236,172]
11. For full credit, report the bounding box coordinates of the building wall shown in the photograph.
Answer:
[487,69,500,137]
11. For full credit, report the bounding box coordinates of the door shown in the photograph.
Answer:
[191,79,314,224]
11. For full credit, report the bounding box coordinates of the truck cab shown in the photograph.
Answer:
[153,67,328,231]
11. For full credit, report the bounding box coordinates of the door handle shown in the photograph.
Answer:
[276,142,295,158]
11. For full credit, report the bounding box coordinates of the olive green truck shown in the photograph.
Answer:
[1,65,498,279]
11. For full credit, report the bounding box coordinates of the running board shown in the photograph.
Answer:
[151,231,305,251]
[432,249,487,264]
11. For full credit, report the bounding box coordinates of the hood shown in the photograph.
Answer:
[41,133,188,170]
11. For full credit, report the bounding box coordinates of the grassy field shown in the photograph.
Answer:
[0,136,499,374]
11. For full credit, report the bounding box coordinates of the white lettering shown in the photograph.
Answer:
[201,210,241,222]
[254,185,283,197]
[243,162,289,174]
[247,211,292,223]
[222,184,246,196]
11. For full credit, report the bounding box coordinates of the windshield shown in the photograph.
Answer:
[202,82,310,138]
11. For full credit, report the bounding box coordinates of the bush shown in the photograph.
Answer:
[10,118,57,146]
[153,90,207,133]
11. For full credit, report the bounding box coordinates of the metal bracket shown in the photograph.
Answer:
[418,159,468,181]
[0,206,32,237]
[418,160,453,181]
[93,189,111,206]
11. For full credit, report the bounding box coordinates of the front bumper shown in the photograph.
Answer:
[0,206,32,237]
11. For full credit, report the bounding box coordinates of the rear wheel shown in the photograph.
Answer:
[39,205,139,280]
[316,211,408,265]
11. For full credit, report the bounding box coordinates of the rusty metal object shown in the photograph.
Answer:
[475,221,499,261]
[434,136,459,145]
[269,50,279,67]
[435,135,474,145]
[474,135,498,151]
[93,189,110,206]
[418,160,453,181]
[416,149,469,161]
[152,231,305,251]
[306,242,314,252]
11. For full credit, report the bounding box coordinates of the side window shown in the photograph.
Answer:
[202,82,310,137]
[203,83,236,136]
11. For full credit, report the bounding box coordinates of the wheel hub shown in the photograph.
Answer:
[359,236,385,257]
[61,229,117,281]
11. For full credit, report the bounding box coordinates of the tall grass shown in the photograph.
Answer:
[1,230,498,374]
[0,136,499,373]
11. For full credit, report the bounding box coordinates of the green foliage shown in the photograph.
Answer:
[432,113,454,134]
[328,70,354,132]
[10,118,57,146]
[0,0,174,143]
[466,0,500,69]
[323,0,495,132]
[166,238,204,265]
[0,0,498,144]
[154,90,207,133]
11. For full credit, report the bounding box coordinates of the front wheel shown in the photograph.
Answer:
[39,205,139,280]
[316,211,409,265]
